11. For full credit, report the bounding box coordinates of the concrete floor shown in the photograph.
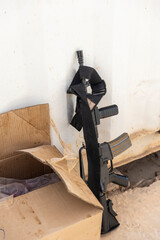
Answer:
[101,180,160,240]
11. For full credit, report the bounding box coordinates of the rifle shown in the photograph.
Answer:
[67,51,131,234]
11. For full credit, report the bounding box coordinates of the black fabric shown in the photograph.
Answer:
[70,97,82,131]
[70,66,106,131]
[68,66,106,199]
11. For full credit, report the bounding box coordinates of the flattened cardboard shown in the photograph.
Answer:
[20,145,103,209]
[0,104,50,160]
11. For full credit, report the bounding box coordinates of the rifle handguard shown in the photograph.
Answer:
[99,105,118,119]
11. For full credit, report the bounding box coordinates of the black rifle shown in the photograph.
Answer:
[67,51,131,234]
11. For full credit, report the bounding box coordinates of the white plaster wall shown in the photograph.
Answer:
[0,0,160,162]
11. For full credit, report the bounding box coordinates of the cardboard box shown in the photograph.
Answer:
[0,104,103,240]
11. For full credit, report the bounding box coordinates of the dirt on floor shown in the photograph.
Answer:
[101,181,160,240]
[101,151,160,240]
[118,151,160,188]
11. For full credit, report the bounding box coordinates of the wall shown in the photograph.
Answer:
[0,0,160,165]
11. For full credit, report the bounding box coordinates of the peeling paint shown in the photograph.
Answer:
[130,128,160,140]
[115,145,160,168]
[114,130,160,167]
[50,118,78,171]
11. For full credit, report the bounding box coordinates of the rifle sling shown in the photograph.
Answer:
[68,66,106,199]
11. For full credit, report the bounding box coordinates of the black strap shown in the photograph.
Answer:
[68,66,106,199]
[70,66,106,131]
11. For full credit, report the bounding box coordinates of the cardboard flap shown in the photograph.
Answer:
[0,104,50,160]
[19,145,103,210]
[0,181,102,240]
